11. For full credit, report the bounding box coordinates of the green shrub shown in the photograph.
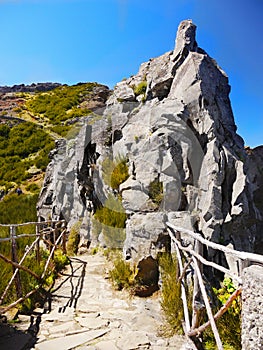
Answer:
[108,250,136,290]
[0,247,50,310]
[102,155,129,190]
[133,80,147,96]
[66,221,81,255]
[53,249,70,272]
[0,122,54,187]
[90,247,99,255]
[25,183,40,194]
[18,248,69,313]
[148,178,163,206]
[51,125,71,137]
[93,194,127,248]
[203,278,241,350]
[0,193,38,224]
[26,83,99,124]
[159,252,241,349]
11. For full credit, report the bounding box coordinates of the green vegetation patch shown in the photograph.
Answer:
[133,80,147,97]
[66,221,81,256]
[158,251,241,349]
[0,193,69,310]
[93,194,127,247]
[108,250,137,290]
[148,178,163,207]
[203,278,241,350]
[26,83,97,124]
[0,193,38,224]
[102,155,129,190]
[0,122,54,189]
[104,249,137,290]
[159,253,187,335]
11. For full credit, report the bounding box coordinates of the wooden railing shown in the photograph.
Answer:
[0,220,67,314]
[166,222,263,350]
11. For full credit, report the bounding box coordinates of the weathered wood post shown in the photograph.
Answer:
[174,229,182,280]
[35,221,40,264]
[191,238,203,330]
[10,226,23,298]
[62,224,67,255]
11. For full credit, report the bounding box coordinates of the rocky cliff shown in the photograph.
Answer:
[37,20,263,272]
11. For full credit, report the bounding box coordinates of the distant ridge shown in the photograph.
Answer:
[0,82,61,93]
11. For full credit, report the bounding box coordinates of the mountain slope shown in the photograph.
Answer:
[0,82,110,201]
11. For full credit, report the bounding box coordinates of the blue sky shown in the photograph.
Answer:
[0,0,262,147]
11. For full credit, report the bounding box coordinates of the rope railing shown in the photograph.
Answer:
[166,222,263,350]
[0,220,65,227]
[0,220,67,314]
[166,223,263,266]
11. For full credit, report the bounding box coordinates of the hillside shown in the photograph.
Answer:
[0,82,110,215]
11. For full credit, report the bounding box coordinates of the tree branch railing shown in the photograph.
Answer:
[0,220,67,314]
[166,222,263,350]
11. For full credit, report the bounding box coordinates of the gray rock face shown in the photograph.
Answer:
[242,265,263,349]
[37,20,263,267]
[245,146,263,253]
[37,119,107,239]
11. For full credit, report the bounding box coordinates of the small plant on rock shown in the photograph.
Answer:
[66,221,81,255]
[93,194,127,248]
[133,80,147,97]
[102,155,129,191]
[53,249,70,272]
[108,250,137,290]
[148,178,163,207]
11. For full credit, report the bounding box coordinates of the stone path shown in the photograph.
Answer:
[11,253,195,350]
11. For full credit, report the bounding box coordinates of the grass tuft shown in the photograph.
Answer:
[107,250,137,290]
[159,253,186,335]
[66,221,81,255]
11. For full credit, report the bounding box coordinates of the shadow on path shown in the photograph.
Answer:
[0,256,87,350]
[0,315,41,350]
[50,256,87,311]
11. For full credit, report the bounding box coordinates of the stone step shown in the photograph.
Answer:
[35,329,108,350]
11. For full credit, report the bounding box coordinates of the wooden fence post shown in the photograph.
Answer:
[35,222,40,264]
[62,229,67,254]
[192,238,203,330]
[10,226,23,299]
[192,256,224,350]
[173,238,191,333]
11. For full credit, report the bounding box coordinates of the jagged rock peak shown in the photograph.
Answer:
[37,19,263,273]
[174,19,197,54]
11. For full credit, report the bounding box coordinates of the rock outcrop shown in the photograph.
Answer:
[37,20,263,275]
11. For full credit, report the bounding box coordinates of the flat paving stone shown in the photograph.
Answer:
[35,329,108,350]
[75,316,109,329]
[94,340,119,350]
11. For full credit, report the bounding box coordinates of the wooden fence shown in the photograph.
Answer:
[166,222,263,350]
[0,220,67,314]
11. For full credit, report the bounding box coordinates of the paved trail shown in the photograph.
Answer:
[4,253,194,350]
